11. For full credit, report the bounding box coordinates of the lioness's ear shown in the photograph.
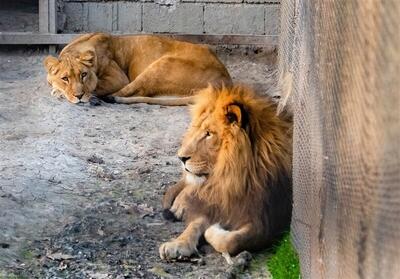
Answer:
[79,50,95,67]
[226,103,248,129]
[44,56,59,73]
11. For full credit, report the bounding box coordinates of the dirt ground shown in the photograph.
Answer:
[0,45,277,278]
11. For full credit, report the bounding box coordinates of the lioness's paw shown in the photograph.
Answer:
[50,88,63,98]
[66,96,80,104]
[159,240,196,260]
[80,94,91,103]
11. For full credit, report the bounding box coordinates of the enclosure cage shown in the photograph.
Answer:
[278,1,400,278]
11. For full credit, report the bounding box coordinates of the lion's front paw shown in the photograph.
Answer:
[204,224,231,253]
[159,240,196,260]
[169,190,191,220]
[170,200,186,220]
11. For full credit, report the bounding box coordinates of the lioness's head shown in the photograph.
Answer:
[44,50,98,103]
[178,85,252,186]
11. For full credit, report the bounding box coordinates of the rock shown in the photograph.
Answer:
[47,252,75,261]
[149,265,171,278]
[87,155,105,164]
[0,243,10,248]
[221,251,253,279]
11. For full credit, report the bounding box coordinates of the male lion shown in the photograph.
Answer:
[160,85,292,260]
[44,33,231,105]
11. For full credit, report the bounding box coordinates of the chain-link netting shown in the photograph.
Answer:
[278,1,400,278]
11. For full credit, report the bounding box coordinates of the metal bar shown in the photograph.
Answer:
[0,32,278,46]
[38,0,58,53]
[48,0,57,53]
[49,0,57,34]
[38,0,57,34]
[38,0,49,34]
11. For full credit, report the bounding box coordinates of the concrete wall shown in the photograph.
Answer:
[57,0,280,35]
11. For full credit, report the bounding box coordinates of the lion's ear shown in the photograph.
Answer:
[79,50,95,67]
[226,103,249,129]
[44,56,59,73]
[226,105,241,124]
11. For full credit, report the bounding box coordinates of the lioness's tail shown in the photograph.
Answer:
[111,96,195,106]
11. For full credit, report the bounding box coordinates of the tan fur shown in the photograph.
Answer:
[160,85,292,260]
[44,33,231,105]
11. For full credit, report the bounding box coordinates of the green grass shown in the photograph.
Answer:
[20,249,34,262]
[0,272,27,279]
[266,233,300,279]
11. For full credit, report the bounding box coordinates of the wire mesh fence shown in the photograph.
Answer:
[278,1,400,278]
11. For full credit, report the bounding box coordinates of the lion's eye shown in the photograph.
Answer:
[81,72,87,78]
[205,131,211,137]
[61,76,68,82]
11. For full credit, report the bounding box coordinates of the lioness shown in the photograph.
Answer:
[44,33,231,105]
[160,85,292,259]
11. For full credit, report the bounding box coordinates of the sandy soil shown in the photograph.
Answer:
[0,45,276,278]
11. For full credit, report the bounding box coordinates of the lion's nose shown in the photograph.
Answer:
[76,93,84,99]
[179,156,190,163]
